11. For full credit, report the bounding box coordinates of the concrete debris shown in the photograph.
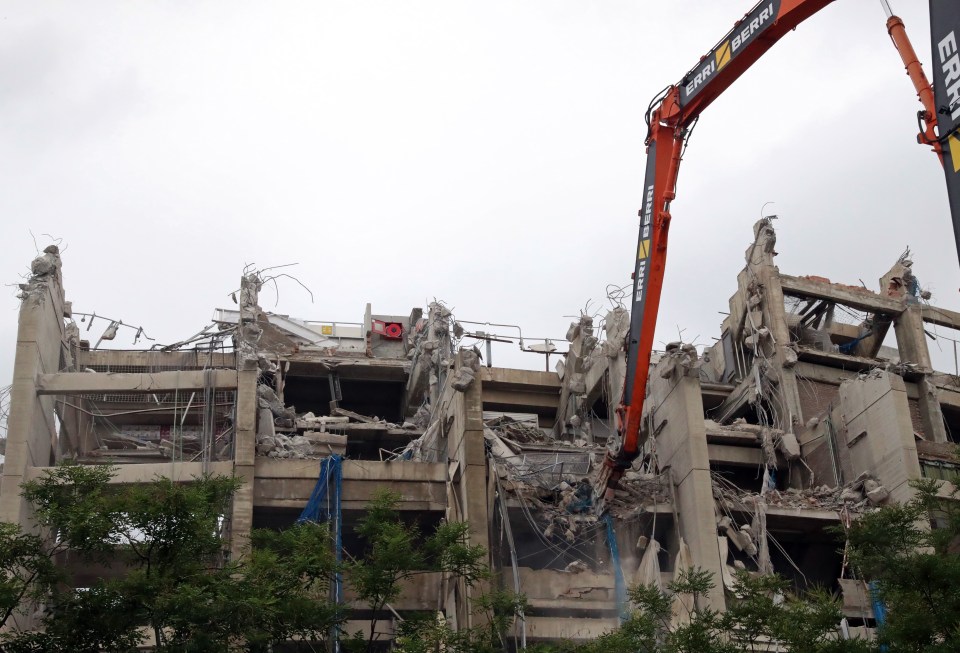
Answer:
[659,342,701,381]
[602,308,630,358]
[404,404,432,430]
[759,428,777,467]
[487,414,670,539]
[602,471,673,519]
[30,245,61,277]
[257,408,277,439]
[563,560,589,574]
[256,435,278,455]
[237,272,264,368]
[451,367,476,392]
[713,470,888,515]
[777,431,801,460]
[840,487,863,503]
[450,347,481,392]
[18,246,62,304]
[484,415,549,444]
[866,484,890,505]
[405,302,454,407]
[717,515,757,556]
[261,432,345,459]
[257,384,296,425]
[255,398,414,458]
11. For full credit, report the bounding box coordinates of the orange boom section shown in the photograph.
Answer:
[597,0,943,502]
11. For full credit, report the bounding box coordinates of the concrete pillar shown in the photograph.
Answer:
[456,350,491,628]
[747,221,803,432]
[1,250,67,528]
[230,368,257,559]
[894,306,947,443]
[553,316,596,440]
[895,305,932,369]
[647,353,725,610]
[839,371,922,503]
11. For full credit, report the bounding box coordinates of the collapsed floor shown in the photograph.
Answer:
[3,219,960,643]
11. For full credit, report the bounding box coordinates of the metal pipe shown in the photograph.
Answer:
[879,0,893,19]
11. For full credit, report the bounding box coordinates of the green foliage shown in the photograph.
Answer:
[0,523,61,632]
[20,463,119,556]
[392,590,527,653]
[1,464,343,652]
[724,572,871,653]
[348,489,491,653]
[843,478,960,653]
[531,568,869,653]
[1,468,495,652]
[242,523,341,649]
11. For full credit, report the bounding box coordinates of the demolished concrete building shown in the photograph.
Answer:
[3,219,960,643]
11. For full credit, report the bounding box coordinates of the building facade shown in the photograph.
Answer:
[3,219,959,643]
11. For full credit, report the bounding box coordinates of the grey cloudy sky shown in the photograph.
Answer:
[1,0,958,383]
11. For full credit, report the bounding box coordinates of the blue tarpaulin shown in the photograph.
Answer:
[603,514,629,622]
[297,455,343,649]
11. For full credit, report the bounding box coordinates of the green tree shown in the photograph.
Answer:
[724,571,872,653]
[347,489,489,653]
[392,590,527,653]
[0,464,342,652]
[536,568,870,653]
[844,478,960,653]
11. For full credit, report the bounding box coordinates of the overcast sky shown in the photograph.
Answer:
[1,0,958,385]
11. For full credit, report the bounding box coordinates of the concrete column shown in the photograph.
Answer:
[0,251,67,528]
[895,305,932,369]
[441,350,491,627]
[747,221,803,431]
[894,305,947,443]
[230,368,257,559]
[457,351,491,628]
[839,371,922,503]
[647,353,725,610]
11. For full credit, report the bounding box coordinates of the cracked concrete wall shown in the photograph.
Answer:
[838,371,922,503]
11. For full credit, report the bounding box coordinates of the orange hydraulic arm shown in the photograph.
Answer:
[883,1,942,160]
[598,0,941,499]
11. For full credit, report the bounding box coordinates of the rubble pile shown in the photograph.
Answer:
[484,415,549,444]
[257,433,320,459]
[255,383,427,459]
[713,470,890,514]
[499,476,601,543]
[605,470,673,518]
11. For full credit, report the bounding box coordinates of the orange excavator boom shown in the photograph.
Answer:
[597,0,945,500]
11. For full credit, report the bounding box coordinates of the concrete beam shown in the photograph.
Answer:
[344,572,443,611]
[77,350,236,370]
[36,370,238,395]
[481,388,558,410]
[252,459,447,511]
[285,356,410,382]
[708,444,763,467]
[779,275,904,315]
[255,458,447,482]
[25,461,234,484]
[917,304,960,331]
[524,617,620,641]
[479,367,561,392]
[793,362,857,386]
[796,347,881,371]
